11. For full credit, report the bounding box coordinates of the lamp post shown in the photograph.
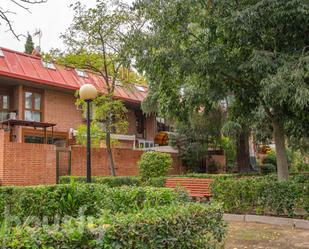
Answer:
[79,84,98,183]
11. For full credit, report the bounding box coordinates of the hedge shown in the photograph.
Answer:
[0,184,188,224]
[211,177,309,219]
[0,203,226,249]
[60,173,262,187]
[60,176,142,186]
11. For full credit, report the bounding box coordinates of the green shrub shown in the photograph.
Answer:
[60,176,142,186]
[0,203,226,249]
[262,153,277,166]
[182,172,261,180]
[60,176,168,187]
[211,177,309,218]
[207,161,220,173]
[297,163,309,173]
[138,151,172,180]
[0,184,188,224]
[260,163,276,175]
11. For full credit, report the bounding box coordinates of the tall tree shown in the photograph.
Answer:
[132,0,309,181]
[0,0,47,39]
[24,32,34,54]
[62,0,142,176]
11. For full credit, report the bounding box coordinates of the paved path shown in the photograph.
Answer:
[226,221,309,249]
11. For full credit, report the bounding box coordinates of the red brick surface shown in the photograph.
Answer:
[67,146,184,177]
[0,130,56,186]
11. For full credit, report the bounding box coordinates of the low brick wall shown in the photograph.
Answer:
[0,130,56,186]
[68,146,184,177]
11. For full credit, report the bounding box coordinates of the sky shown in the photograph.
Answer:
[0,0,96,53]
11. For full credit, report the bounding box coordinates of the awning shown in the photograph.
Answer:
[1,119,56,143]
[1,119,56,128]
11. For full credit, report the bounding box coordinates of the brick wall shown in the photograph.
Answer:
[0,130,56,186]
[44,89,83,132]
[66,146,184,177]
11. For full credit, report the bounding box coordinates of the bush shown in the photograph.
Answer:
[211,177,309,218]
[260,163,276,175]
[60,176,168,187]
[0,184,188,224]
[138,151,172,180]
[262,152,277,166]
[182,172,261,180]
[60,176,142,186]
[297,163,309,173]
[0,203,226,249]
[207,161,220,173]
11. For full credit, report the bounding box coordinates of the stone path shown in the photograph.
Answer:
[225,221,309,249]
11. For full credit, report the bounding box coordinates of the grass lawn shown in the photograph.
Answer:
[226,221,309,249]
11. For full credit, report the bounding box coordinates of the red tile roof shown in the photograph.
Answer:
[0,47,147,104]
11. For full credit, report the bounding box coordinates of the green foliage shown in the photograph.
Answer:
[170,109,224,171]
[62,0,143,92]
[219,137,236,172]
[132,0,309,180]
[60,176,142,186]
[211,177,309,218]
[0,184,187,224]
[262,153,277,167]
[76,122,106,148]
[138,151,172,180]
[24,33,34,54]
[260,163,277,175]
[182,172,261,180]
[0,203,226,249]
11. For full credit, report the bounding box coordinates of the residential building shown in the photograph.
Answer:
[0,47,157,149]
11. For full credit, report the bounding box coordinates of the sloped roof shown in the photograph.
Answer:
[0,47,147,104]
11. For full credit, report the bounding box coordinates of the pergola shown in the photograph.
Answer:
[0,119,56,144]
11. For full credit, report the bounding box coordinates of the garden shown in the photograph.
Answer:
[0,151,308,248]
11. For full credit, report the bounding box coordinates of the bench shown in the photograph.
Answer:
[165,178,213,198]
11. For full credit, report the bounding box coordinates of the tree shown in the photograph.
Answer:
[62,0,142,175]
[0,0,47,40]
[76,95,128,176]
[132,0,309,181]
[24,32,34,54]
[170,108,224,172]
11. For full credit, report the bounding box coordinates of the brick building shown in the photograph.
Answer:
[0,47,158,148]
[0,47,185,186]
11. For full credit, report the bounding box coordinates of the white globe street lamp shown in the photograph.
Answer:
[79,84,97,183]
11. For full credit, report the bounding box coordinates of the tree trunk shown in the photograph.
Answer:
[236,130,252,172]
[272,120,289,181]
[106,132,116,176]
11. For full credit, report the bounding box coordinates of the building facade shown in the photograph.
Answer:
[0,47,157,148]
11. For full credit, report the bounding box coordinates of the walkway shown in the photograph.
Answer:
[226,221,309,249]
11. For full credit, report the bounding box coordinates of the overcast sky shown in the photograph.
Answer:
[0,0,96,53]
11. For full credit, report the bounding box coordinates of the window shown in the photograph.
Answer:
[0,95,9,121]
[135,110,145,138]
[24,91,43,122]
[75,69,88,78]
[23,129,67,145]
[0,49,4,57]
[42,60,56,70]
[135,85,146,92]
[24,135,66,145]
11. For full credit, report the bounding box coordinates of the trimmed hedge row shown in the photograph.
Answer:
[59,173,262,187]
[0,203,226,249]
[211,177,309,219]
[0,184,188,224]
[60,176,167,187]
[60,176,142,186]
